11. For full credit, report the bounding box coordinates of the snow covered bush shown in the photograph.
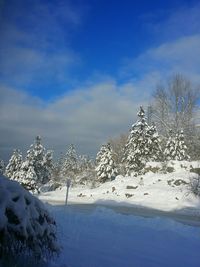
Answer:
[0,175,59,261]
[39,180,62,193]
[190,175,200,196]
[95,143,118,183]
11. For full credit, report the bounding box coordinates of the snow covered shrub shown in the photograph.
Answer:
[190,167,200,176]
[39,180,62,193]
[190,175,200,196]
[0,175,59,261]
[159,161,175,174]
[76,169,97,188]
[143,166,160,174]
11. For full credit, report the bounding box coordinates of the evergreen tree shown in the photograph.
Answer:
[95,143,118,183]
[147,123,162,161]
[5,149,22,180]
[18,136,53,192]
[164,130,176,160]
[164,130,189,160]
[123,106,151,175]
[42,150,54,183]
[96,144,107,164]
[61,144,78,178]
[29,136,53,184]
[174,130,190,160]
[31,135,47,183]
[18,147,39,192]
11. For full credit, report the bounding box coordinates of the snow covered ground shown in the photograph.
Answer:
[39,161,200,217]
[1,162,200,267]
[37,161,200,267]
[47,204,200,267]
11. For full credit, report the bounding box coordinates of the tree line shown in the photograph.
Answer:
[0,74,199,191]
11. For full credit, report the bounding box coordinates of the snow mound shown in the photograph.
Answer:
[39,161,200,215]
[0,175,59,259]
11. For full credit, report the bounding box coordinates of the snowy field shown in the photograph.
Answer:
[47,204,200,267]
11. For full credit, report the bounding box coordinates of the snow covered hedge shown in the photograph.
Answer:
[0,175,59,260]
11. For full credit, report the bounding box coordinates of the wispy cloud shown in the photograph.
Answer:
[0,0,86,94]
[122,34,200,85]
[121,2,200,83]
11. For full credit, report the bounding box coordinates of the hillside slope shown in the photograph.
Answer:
[39,161,200,215]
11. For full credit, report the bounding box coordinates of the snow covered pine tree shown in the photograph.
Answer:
[123,106,161,175]
[18,147,39,193]
[164,129,176,160]
[146,123,162,161]
[175,130,190,160]
[18,136,53,192]
[60,144,79,181]
[164,130,189,160]
[95,143,118,183]
[4,149,23,181]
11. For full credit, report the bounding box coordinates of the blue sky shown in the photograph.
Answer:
[1,0,199,99]
[1,0,200,159]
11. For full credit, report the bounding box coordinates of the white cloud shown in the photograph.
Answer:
[0,81,150,161]
[122,34,200,84]
[0,45,78,87]
[121,2,200,84]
